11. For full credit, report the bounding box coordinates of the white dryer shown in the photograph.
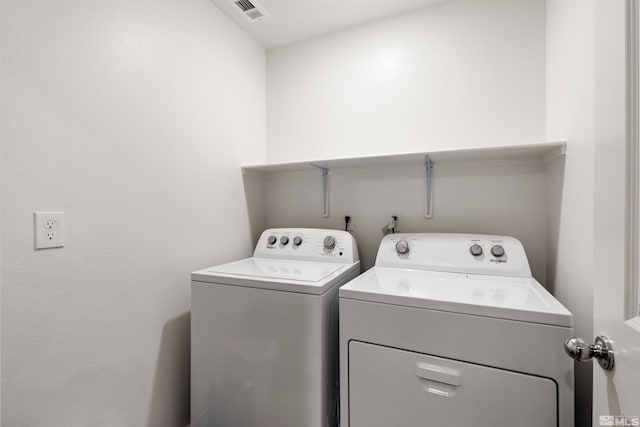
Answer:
[339,233,574,427]
[191,228,360,427]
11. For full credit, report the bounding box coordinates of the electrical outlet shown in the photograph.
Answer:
[34,211,64,249]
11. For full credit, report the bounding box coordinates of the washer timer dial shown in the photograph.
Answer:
[324,236,336,250]
[470,244,483,257]
[395,240,410,255]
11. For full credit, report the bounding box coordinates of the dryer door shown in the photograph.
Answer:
[348,341,557,427]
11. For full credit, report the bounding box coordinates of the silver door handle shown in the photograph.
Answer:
[564,335,614,371]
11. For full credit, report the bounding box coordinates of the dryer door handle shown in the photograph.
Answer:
[415,362,462,386]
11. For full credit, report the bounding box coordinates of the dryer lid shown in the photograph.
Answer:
[339,267,573,327]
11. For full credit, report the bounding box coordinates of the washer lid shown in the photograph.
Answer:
[339,267,572,327]
[192,257,357,294]
[207,257,345,281]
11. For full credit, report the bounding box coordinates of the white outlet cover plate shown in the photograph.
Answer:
[34,211,64,249]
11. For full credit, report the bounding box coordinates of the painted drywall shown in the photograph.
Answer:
[263,1,552,281]
[267,0,546,163]
[545,0,595,424]
[264,0,601,420]
[0,1,266,425]
[592,0,634,422]
[263,161,551,281]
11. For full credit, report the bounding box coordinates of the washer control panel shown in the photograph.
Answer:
[254,228,359,264]
[377,233,531,278]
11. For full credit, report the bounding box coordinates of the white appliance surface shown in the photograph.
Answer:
[375,233,532,277]
[348,341,556,427]
[192,228,360,427]
[192,258,350,292]
[339,233,574,427]
[340,267,572,327]
[340,232,571,326]
[253,227,359,263]
[192,228,359,294]
[206,257,345,281]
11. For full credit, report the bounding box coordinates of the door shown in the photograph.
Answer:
[593,0,640,425]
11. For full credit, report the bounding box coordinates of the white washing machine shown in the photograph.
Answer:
[191,228,360,427]
[339,233,574,427]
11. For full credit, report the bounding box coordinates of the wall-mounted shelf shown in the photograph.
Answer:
[241,142,566,175]
[242,142,567,219]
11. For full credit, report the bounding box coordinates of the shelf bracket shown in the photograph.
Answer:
[310,163,330,218]
[424,155,434,219]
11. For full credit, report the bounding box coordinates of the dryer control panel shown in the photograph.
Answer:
[254,228,359,264]
[375,233,531,278]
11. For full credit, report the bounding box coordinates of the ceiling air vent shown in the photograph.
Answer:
[232,0,270,22]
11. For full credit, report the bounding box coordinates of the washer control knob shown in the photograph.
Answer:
[293,236,303,246]
[491,245,505,258]
[324,236,336,250]
[470,244,483,257]
[280,236,289,245]
[267,235,277,245]
[395,240,410,254]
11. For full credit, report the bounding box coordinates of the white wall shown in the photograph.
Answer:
[263,161,551,280]
[545,0,595,425]
[265,0,596,423]
[267,0,546,163]
[0,1,266,425]
[264,0,551,279]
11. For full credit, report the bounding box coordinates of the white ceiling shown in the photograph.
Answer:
[212,0,447,49]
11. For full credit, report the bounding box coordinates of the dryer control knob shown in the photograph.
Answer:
[280,236,289,245]
[324,236,336,250]
[293,236,303,246]
[395,240,410,254]
[470,244,483,257]
[491,245,505,257]
[267,236,277,245]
